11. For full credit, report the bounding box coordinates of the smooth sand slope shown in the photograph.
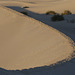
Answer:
[0,6,74,70]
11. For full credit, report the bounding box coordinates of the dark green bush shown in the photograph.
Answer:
[23,6,29,8]
[21,11,28,15]
[46,11,57,15]
[51,14,64,21]
[61,10,72,15]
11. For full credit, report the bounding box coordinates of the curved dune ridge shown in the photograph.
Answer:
[0,5,74,70]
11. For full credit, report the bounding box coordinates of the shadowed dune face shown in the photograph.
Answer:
[0,6,74,70]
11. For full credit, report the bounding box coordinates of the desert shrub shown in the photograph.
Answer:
[21,11,28,15]
[46,11,57,15]
[61,10,72,15]
[23,6,29,8]
[51,14,64,21]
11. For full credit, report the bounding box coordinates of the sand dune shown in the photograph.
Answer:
[0,5,74,70]
[0,0,75,14]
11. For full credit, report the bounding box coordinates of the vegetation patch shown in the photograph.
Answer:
[46,11,57,15]
[61,10,72,15]
[51,14,64,21]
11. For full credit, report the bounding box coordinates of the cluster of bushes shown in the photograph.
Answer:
[46,11,57,15]
[46,10,72,15]
[20,9,73,22]
[61,10,72,15]
[51,14,64,21]
[46,10,72,21]
[20,6,29,15]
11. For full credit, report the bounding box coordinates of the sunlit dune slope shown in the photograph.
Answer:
[0,6,74,70]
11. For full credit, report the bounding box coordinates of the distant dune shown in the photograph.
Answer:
[0,0,75,14]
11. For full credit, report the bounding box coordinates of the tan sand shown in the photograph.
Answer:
[0,0,75,13]
[0,0,74,70]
